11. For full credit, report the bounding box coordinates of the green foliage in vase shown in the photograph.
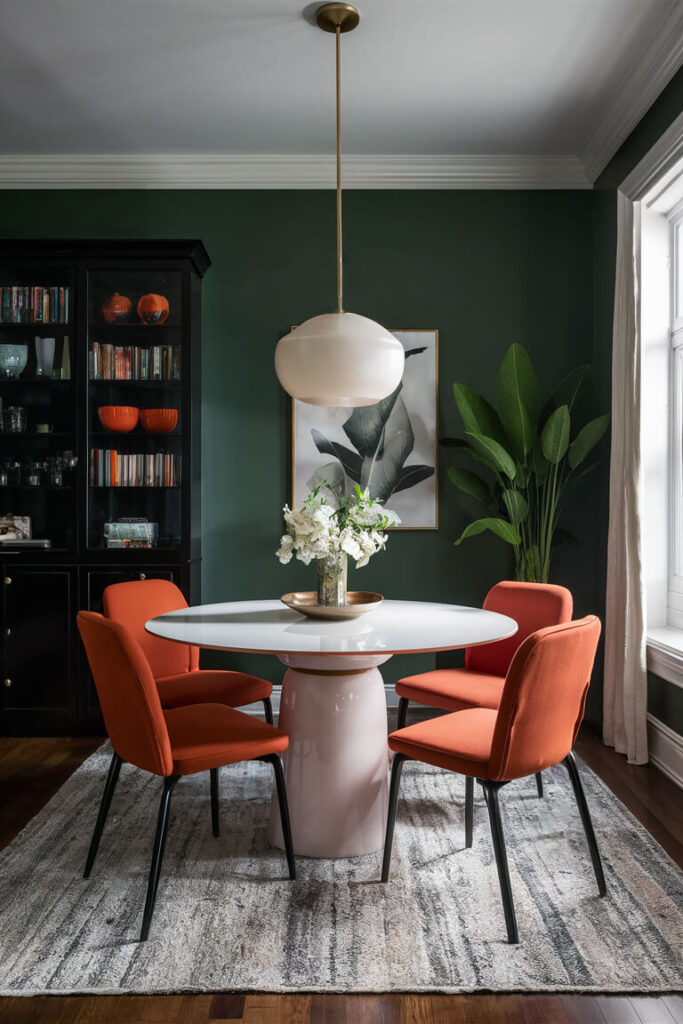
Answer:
[441,344,610,583]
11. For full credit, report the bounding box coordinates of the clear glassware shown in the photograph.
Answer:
[6,407,26,433]
[25,461,43,487]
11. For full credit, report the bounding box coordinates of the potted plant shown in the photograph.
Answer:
[442,343,610,583]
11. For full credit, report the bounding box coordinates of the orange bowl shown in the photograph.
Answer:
[140,408,178,434]
[98,405,139,433]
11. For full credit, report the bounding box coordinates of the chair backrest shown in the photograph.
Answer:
[466,580,573,677]
[103,579,199,678]
[488,616,601,781]
[77,611,173,776]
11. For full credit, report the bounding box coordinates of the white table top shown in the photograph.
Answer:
[145,599,517,657]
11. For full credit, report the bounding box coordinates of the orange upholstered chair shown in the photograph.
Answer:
[396,581,573,819]
[77,611,295,941]
[103,579,275,723]
[382,616,605,944]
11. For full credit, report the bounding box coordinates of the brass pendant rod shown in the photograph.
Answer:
[336,24,343,314]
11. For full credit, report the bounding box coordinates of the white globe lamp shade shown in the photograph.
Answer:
[274,312,405,407]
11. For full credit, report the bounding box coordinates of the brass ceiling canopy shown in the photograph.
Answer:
[315,2,360,34]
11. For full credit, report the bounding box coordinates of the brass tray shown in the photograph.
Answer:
[280,590,384,620]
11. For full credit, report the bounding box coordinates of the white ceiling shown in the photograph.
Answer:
[1,0,682,187]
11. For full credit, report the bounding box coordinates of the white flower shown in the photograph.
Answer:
[276,534,294,564]
[339,527,363,562]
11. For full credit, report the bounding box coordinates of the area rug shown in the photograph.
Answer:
[0,744,681,995]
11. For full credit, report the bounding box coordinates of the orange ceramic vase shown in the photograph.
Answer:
[137,294,170,325]
[102,293,132,324]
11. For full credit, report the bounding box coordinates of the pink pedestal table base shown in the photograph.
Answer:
[268,653,392,858]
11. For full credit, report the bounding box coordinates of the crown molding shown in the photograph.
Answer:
[580,4,683,184]
[621,108,683,201]
[0,153,590,190]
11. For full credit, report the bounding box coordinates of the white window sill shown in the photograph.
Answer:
[647,627,683,689]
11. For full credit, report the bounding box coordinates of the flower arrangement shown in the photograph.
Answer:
[276,485,399,570]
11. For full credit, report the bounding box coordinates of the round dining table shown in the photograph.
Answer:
[146,598,517,859]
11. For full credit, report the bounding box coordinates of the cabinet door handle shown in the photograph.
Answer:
[3,678,11,688]
[3,577,11,585]
[139,573,147,581]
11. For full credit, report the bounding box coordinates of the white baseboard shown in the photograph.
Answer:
[647,713,683,789]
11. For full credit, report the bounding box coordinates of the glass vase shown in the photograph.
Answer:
[317,552,348,606]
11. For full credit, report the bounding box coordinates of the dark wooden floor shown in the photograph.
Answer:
[0,725,681,1024]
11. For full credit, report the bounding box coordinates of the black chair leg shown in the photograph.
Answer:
[210,767,220,837]
[535,772,544,798]
[482,780,519,944]
[396,698,409,730]
[140,775,179,942]
[84,751,122,879]
[264,754,296,880]
[563,751,607,897]
[382,754,408,881]
[465,775,474,848]
[263,697,274,725]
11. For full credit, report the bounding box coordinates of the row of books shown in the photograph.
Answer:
[89,450,181,487]
[1,285,70,324]
[89,343,181,381]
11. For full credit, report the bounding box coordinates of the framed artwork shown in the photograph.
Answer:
[292,329,438,529]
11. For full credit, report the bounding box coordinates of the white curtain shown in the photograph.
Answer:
[603,191,648,765]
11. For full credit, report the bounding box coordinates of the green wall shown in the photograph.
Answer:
[593,65,683,735]
[0,190,602,705]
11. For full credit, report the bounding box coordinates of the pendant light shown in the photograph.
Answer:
[274,2,405,407]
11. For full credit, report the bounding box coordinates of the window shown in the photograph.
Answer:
[668,209,683,627]
[641,162,683,657]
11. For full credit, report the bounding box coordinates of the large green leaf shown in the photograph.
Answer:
[466,431,517,479]
[447,467,493,506]
[496,344,541,459]
[454,517,521,547]
[568,414,610,469]
[532,442,550,482]
[541,405,570,464]
[502,488,528,523]
[550,364,592,412]
[453,384,506,446]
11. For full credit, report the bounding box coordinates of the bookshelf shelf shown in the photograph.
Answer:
[0,322,70,329]
[88,380,182,387]
[1,431,73,438]
[0,378,73,386]
[90,485,181,490]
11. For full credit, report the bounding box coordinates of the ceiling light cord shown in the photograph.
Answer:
[336,24,343,314]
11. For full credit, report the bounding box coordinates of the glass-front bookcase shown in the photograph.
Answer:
[0,240,210,735]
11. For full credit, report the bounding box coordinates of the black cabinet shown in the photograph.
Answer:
[1,566,77,733]
[0,240,209,735]
[83,566,177,614]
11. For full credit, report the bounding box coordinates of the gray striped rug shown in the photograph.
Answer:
[0,744,681,995]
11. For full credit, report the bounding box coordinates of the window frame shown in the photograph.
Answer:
[667,205,683,628]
